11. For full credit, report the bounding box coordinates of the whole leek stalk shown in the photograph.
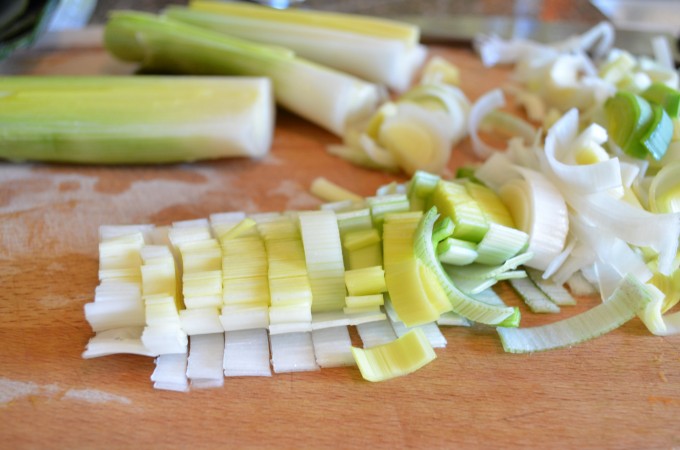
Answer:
[166,1,426,92]
[104,11,382,137]
[0,76,274,164]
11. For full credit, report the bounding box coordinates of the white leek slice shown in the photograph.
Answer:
[566,271,598,296]
[84,298,145,332]
[82,327,155,359]
[540,110,622,194]
[99,224,155,243]
[468,89,506,159]
[187,333,225,389]
[151,353,189,392]
[270,332,320,373]
[474,223,529,265]
[498,275,654,353]
[141,324,188,355]
[356,320,398,348]
[351,328,436,382]
[311,326,355,368]
[498,167,569,271]
[223,329,272,377]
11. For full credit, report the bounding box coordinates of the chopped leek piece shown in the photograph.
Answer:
[498,275,653,353]
[104,11,380,137]
[474,223,529,266]
[432,180,489,243]
[0,76,274,164]
[509,277,561,314]
[648,161,680,213]
[223,329,272,377]
[356,320,398,348]
[82,327,155,359]
[151,353,189,392]
[437,238,478,266]
[605,91,653,159]
[641,103,673,161]
[407,170,440,212]
[641,82,680,118]
[414,208,519,326]
[525,268,577,306]
[431,216,454,245]
[311,326,355,368]
[345,295,385,308]
[344,266,387,296]
[187,333,225,389]
[310,177,364,203]
[270,332,320,373]
[299,211,346,312]
[351,328,436,382]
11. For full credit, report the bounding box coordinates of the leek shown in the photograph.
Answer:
[498,275,653,353]
[0,76,273,164]
[167,1,426,92]
[104,11,380,137]
[351,329,436,382]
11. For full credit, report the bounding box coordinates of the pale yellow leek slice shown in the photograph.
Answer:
[351,328,436,382]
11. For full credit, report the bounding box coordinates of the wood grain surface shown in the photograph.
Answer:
[1,45,680,450]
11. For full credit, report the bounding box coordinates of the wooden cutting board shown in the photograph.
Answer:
[1,43,679,449]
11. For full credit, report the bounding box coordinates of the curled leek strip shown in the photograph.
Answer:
[498,275,654,353]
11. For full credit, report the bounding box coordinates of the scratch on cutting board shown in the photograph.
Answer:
[269,179,320,211]
[0,377,131,406]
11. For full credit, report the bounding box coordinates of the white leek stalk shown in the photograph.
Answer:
[104,11,380,137]
[168,1,426,92]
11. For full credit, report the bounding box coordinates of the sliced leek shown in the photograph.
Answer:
[351,329,436,382]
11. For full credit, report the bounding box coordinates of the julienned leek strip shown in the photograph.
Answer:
[0,76,273,164]
[498,275,654,353]
[104,11,381,137]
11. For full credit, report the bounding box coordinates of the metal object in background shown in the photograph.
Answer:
[392,14,680,63]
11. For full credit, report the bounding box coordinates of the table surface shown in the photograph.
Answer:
[1,42,680,450]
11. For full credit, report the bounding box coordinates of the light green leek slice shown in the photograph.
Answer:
[445,251,533,281]
[641,82,680,118]
[474,223,529,266]
[605,91,653,159]
[104,11,380,137]
[0,76,274,164]
[366,194,411,231]
[641,103,673,161]
[432,217,454,245]
[525,268,576,306]
[345,295,385,308]
[509,277,561,314]
[498,275,654,353]
[414,208,519,326]
[432,180,489,242]
[437,238,478,266]
[351,328,436,382]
